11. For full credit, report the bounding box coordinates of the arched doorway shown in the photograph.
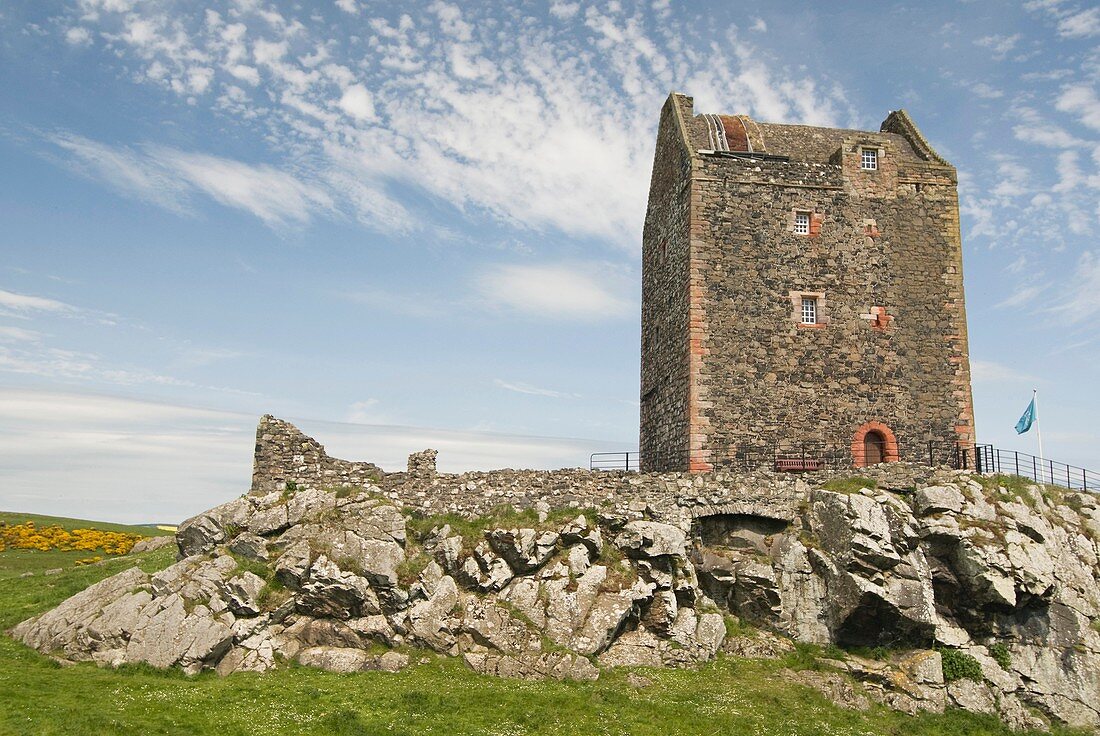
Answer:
[851,422,899,467]
[864,430,886,465]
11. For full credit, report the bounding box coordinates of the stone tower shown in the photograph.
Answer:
[640,93,975,473]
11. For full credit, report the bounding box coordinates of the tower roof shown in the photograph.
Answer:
[683,100,949,167]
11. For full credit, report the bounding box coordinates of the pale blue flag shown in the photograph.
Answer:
[1015,398,1036,435]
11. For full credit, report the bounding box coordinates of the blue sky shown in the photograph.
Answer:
[1,0,1098,523]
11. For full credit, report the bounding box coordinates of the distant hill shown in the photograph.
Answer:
[0,511,173,536]
[0,510,172,580]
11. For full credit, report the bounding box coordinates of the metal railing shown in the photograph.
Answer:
[590,452,640,471]
[927,441,981,471]
[976,445,1097,491]
[591,440,1097,491]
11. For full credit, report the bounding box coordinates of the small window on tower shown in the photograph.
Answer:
[801,297,818,324]
[794,211,810,235]
[860,148,878,170]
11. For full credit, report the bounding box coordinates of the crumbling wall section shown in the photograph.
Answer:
[250,415,384,495]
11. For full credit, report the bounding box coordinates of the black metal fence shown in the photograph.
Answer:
[973,445,1097,492]
[927,441,981,471]
[591,441,1097,492]
[589,452,640,471]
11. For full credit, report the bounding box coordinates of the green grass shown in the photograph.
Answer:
[0,516,1086,735]
[0,512,171,581]
[974,475,1038,506]
[0,511,171,536]
[405,505,595,548]
[821,477,878,494]
[971,475,1077,509]
[0,546,176,632]
[722,614,759,639]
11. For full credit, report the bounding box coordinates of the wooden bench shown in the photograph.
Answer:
[775,457,825,472]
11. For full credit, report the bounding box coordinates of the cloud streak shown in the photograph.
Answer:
[476,263,633,320]
[494,378,579,399]
[47,132,334,228]
[0,288,80,315]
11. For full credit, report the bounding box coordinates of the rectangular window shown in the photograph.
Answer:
[794,211,810,234]
[860,148,878,170]
[801,297,817,324]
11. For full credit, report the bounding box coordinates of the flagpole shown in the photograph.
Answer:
[1033,389,1046,484]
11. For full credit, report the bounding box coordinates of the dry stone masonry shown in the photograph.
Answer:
[12,417,1100,732]
[640,93,975,472]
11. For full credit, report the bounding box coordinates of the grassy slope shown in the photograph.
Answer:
[0,522,1084,736]
[0,511,170,581]
[0,511,171,535]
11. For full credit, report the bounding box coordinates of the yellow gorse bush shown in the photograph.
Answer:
[0,521,144,556]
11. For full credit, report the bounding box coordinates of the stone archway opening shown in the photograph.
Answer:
[864,431,886,465]
[852,422,899,467]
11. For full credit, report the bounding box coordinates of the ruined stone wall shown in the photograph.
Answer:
[639,93,695,472]
[251,415,383,495]
[251,416,944,520]
[641,93,975,471]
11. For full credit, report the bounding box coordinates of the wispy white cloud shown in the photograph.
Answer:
[341,287,450,318]
[970,359,1038,384]
[64,26,91,45]
[493,378,578,399]
[347,398,385,423]
[1048,251,1100,322]
[46,133,191,214]
[0,325,44,341]
[476,263,632,320]
[995,285,1044,309]
[1025,1,1100,38]
[149,147,334,228]
[0,288,80,315]
[46,133,334,228]
[0,342,258,396]
[172,346,248,369]
[970,82,1004,99]
[1055,84,1100,131]
[1057,7,1100,37]
[974,33,1021,59]
[549,2,579,20]
[336,83,376,121]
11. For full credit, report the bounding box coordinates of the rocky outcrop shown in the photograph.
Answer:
[130,535,176,554]
[11,420,1100,732]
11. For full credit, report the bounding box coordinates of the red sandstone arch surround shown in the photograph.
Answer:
[851,422,899,467]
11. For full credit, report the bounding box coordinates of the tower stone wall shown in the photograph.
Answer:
[640,93,975,472]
